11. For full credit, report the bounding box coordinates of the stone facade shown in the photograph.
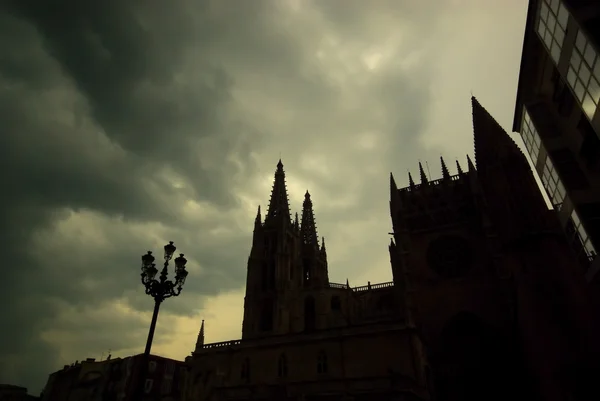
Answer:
[185,98,600,401]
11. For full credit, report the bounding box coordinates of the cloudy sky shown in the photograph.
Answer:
[0,0,529,393]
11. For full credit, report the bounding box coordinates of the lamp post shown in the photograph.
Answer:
[135,241,189,400]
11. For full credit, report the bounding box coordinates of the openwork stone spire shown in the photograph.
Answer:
[301,191,319,247]
[472,96,523,169]
[265,160,291,224]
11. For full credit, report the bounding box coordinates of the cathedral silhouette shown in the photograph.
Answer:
[185,98,600,401]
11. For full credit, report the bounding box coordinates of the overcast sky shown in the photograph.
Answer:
[0,0,528,393]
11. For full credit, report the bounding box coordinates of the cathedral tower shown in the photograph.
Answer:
[242,161,328,339]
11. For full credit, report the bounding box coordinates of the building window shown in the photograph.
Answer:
[148,361,157,373]
[317,351,328,374]
[241,358,250,381]
[277,354,288,378]
[161,378,172,395]
[567,28,600,121]
[144,379,153,393]
[569,209,597,261]
[541,155,567,210]
[521,108,542,162]
[536,0,569,64]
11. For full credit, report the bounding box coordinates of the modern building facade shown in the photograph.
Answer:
[513,0,600,289]
[41,353,186,401]
[185,98,600,401]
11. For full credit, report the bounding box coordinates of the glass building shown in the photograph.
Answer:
[513,0,600,287]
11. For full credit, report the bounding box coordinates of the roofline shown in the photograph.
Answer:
[512,0,538,133]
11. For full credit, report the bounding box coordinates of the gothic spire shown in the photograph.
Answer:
[301,191,319,247]
[456,159,464,175]
[265,160,291,225]
[418,162,428,184]
[294,212,300,230]
[194,320,205,352]
[471,96,523,169]
[408,172,416,190]
[320,237,327,257]
[441,156,450,180]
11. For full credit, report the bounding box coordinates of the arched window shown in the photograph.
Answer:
[277,354,288,378]
[240,358,250,381]
[317,351,328,374]
[330,296,341,311]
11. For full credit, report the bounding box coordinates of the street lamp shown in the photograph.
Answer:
[136,241,189,399]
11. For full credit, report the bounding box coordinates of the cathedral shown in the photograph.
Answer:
[184,98,600,401]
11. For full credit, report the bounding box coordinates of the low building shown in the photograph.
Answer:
[41,354,186,401]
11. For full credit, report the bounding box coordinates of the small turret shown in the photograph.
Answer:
[408,172,416,190]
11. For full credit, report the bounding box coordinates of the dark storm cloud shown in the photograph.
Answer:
[0,0,446,394]
[0,0,272,391]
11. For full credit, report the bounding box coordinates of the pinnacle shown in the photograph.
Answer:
[467,154,475,171]
[408,171,416,188]
[456,159,464,174]
[441,156,450,179]
[390,172,398,191]
[418,162,428,184]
